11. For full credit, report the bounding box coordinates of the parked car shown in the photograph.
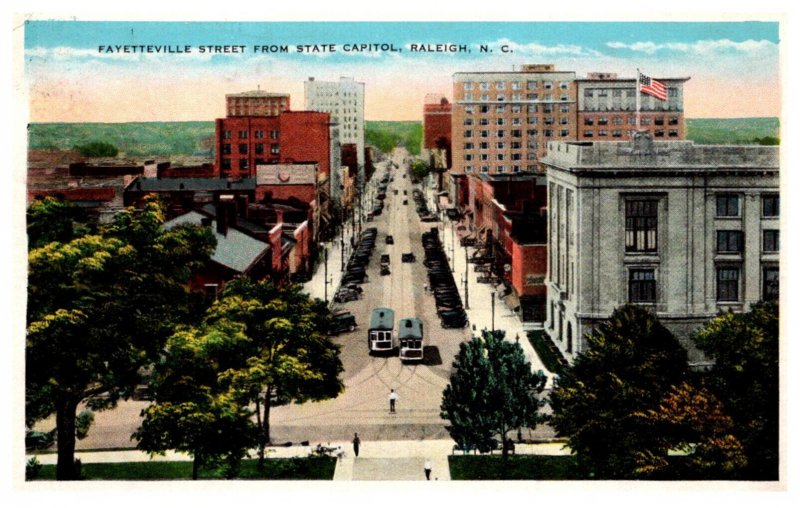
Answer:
[380,253,391,266]
[334,287,360,303]
[386,235,394,245]
[401,252,415,262]
[440,310,469,328]
[328,311,357,335]
[403,199,408,205]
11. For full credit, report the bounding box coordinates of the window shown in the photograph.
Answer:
[464,165,474,172]
[527,140,538,149]
[527,105,538,113]
[464,82,473,90]
[479,118,490,126]
[221,158,231,170]
[480,82,489,90]
[464,93,473,101]
[763,266,779,301]
[239,130,248,139]
[497,165,506,173]
[496,142,505,149]
[511,153,522,160]
[465,105,475,114]
[479,142,489,149]
[464,130,473,138]
[613,117,624,125]
[668,87,678,97]
[544,81,553,89]
[560,81,569,90]
[464,118,474,126]
[584,117,594,126]
[222,143,231,155]
[560,129,570,137]
[480,94,490,101]
[560,117,569,125]
[496,154,505,161]
[511,105,522,113]
[584,88,594,98]
[762,194,779,217]
[238,143,248,154]
[270,130,279,139]
[480,165,489,173]
[625,199,658,253]
[480,153,489,161]
[464,154,473,161]
[480,105,490,113]
[254,143,264,155]
[511,129,522,137]
[598,129,608,137]
[512,165,521,173]
[527,80,538,90]
[669,117,679,125]
[528,116,538,125]
[655,117,665,125]
[512,118,521,125]
[612,130,623,138]
[497,130,505,138]
[464,142,474,150]
[655,130,665,138]
[240,158,249,170]
[669,130,679,137]
[641,117,651,126]
[560,105,571,113]
[716,194,740,217]
[613,89,623,98]
[496,81,505,90]
[583,130,594,137]
[629,269,656,303]
[480,130,489,138]
[511,141,522,149]
[763,230,779,252]
[598,117,608,125]
[512,81,521,90]
[544,129,554,137]
[270,143,280,154]
[717,267,740,302]
[223,130,232,139]
[254,130,265,139]
[496,105,506,113]
[597,89,608,97]
[717,230,743,253]
[496,118,506,125]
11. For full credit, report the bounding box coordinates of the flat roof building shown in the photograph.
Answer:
[541,135,779,366]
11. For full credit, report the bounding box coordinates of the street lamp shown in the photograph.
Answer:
[491,291,496,333]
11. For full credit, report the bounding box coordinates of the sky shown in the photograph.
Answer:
[20,18,783,123]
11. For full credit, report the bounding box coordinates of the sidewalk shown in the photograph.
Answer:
[424,184,555,388]
[27,440,571,481]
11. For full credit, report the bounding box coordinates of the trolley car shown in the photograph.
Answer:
[398,317,424,362]
[368,307,396,354]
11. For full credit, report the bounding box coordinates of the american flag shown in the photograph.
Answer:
[639,72,667,101]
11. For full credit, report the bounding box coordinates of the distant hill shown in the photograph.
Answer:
[26,117,778,159]
[365,121,422,156]
[27,122,215,157]
[686,117,779,145]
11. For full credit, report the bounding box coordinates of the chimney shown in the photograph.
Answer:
[216,204,228,236]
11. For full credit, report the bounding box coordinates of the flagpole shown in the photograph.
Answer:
[635,68,641,134]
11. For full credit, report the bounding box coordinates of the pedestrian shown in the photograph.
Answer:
[424,459,432,480]
[352,432,361,457]
[389,388,398,413]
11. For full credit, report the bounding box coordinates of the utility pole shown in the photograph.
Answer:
[324,246,329,303]
[491,291,496,333]
[463,244,469,309]
[340,208,345,272]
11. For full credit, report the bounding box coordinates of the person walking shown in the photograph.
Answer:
[388,388,398,413]
[352,432,361,457]
[424,459,432,480]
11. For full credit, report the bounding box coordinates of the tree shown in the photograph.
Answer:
[26,198,216,480]
[441,330,547,462]
[203,278,344,466]
[633,382,747,479]
[409,160,430,183]
[27,197,92,249]
[73,140,119,157]
[693,301,779,480]
[549,305,689,478]
[134,321,257,479]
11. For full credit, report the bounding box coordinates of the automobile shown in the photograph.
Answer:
[402,199,408,205]
[380,265,391,276]
[328,311,357,335]
[403,190,408,195]
[440,310,469,328]
[26,429,56,451]
[334,288,360,303]
[344,283,364,294]
[342,270,368,284]
[386,235,394,245]
[380,253,391,266]
[401,252,415,262]
[420,215,438,222]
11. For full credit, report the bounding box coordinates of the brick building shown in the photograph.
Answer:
[225,90,290,117]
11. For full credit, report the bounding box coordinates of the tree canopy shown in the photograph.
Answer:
[27,197,92,249]
[693,301,779,480]
[441,330,547,461]
[549,305,689,478]
[73,140,119,157]
[26,197,216,479]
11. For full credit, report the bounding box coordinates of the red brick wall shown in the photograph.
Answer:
[28,187,116,202]
[423,103,452,149]
[215,112,331,180]
[511,242,547,298]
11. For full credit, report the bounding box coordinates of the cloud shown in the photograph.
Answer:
[606,39,777,55]
[482,38,603,57]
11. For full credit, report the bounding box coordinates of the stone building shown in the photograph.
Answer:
[541,135,779,365]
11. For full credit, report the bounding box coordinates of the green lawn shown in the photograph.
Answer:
[527,330,568,375]
[33,457,337,481]
[449,454,583,480]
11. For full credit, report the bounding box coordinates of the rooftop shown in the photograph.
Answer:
[543,138,779,172]
[128,177,256,192]
[227,91,290,98]
[163,210,269,273]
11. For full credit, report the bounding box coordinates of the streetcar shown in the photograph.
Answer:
[398,317,424,362]
[368,307,396,354]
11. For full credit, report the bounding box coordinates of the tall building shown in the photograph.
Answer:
[422,94,452,171]
[226,90,290,117]
[452,64,578,177]
[304,77,365,184]
[576,72,689,142]
[541,135,779,365]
